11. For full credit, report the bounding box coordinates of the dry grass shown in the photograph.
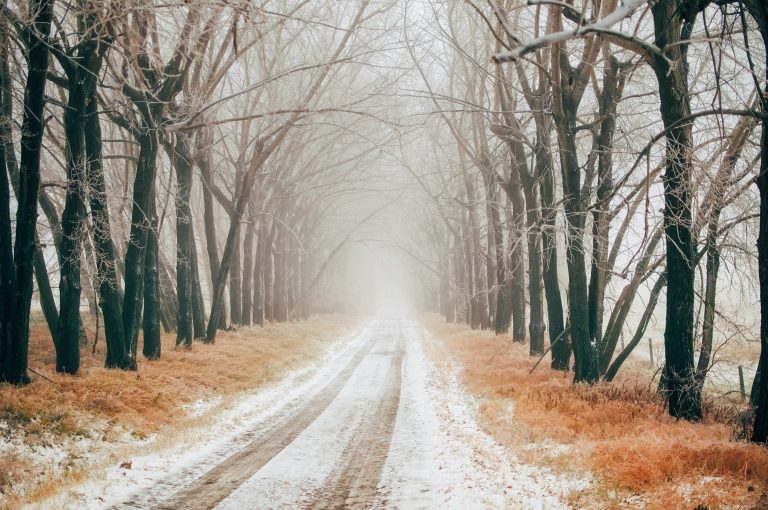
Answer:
[421,314,768,510]
[0,314,359,509]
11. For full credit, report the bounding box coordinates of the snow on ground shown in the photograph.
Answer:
[375,323,586,509]
[26,325,371,510]
[27,319,586,509]
[215,328,396,509]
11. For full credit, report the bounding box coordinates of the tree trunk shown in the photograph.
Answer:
[264,237,274,323]
[85,98,133,369]
[122,127,159,359]
[33,235,60,350]
[253,223,266,326]
[1,0,54,384]
[535,110,568,371]
[190,230,207,339]
[554,98,597,383]
[273,230,287,323]
[175,132,194,347]
[241,216,255,325]
[485,174,510,334]
[506,145,528,344]
[588,56,627,348]
[521,178,545,356]
[747,0,768,442]
[0,0,14,382]
[651,2,701,420]
[197,130,226,331]
[57,34,101,374]
[142,196,161,360]
[229,227,242,326]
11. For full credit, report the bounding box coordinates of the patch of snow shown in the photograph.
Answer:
[26,325,370,510]
[376,323,588,509]
[216,330,397,508]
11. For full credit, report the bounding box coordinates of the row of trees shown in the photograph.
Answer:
[0,1,397,381]
[405,0,768,439]
[3,0,768,445]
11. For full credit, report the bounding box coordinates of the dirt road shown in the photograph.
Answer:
[109,320,575,509]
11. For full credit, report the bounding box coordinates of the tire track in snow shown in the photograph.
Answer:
[309,328,404,509]
[151,331,378,510]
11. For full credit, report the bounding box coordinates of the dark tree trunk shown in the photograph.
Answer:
[85,99,133,369]
[651,2,701,420]
[142,196,161,360]
[588,57,627,348]
[57,33,102,374]
[747,0,768,442]
[122,128,159,358]
[550,28,600,383]
[486,176,510,334]
[535,111,568,371]
[174,132,194,347]
[0,12,14,373]
[519,170,545,356]
[1,0,54,384]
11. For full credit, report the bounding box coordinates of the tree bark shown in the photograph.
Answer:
[190,230,207,339]
[85,99,133,369]
[142,195,161,360]
[651,2,701,420]
[253,223,266,326]
[122,128,159,358]
[197,129,226,331]
[551,29,600,383]
[57,27,102,374]
[174,132,194,347]
[506,143,528,344]
[746,0,768,442]
[1,0,54,384]
[241,214,255,325]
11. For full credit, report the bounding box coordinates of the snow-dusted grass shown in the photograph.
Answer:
[376,322,585,509]
[0,314,361,509]
[421,314,768,510]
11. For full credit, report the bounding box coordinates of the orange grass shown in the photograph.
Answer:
[421,314,768,510]
[0,314,359,509]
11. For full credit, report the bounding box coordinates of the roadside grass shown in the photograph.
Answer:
[0,314,359,509]
[421,314,768,510]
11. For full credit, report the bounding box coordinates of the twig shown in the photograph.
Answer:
[529,326,572,375]
[27,366,57,385]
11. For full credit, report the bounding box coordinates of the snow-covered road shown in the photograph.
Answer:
[93,319,574,509]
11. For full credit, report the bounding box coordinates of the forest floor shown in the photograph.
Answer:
[421,315,768,509]
[0,314,361,510]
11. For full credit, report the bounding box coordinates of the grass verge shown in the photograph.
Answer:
[421,314,768,510]
[0,314,360,509]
